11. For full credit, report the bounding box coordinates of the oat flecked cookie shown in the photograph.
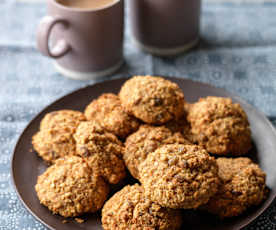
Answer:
[32,110,86,163]
[119,76,185,124]
[40,110,86,131]
[35,156,109,217]
[124,125,190,179]
[84,93,140,138]
[139,144,219,209]
[202,157,266,218]
[102,184,182,230]
[187,96,251,155]
[74,121,126,184]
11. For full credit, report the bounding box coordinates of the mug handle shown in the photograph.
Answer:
[37,16,71,58]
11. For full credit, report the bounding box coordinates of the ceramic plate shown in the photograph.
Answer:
[11,77,276,230]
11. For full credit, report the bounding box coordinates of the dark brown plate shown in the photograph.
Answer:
[11,77,276,230]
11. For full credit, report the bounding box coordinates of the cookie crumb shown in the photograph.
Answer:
[75,218,84,223]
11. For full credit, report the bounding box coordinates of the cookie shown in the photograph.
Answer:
[119,76,185,124]
[124,125,190,179]
[101,184,182,230]
[139,144,219,209]
[84,93,140,138]
[203,157,266,218]
[74,121,126,184]
[187,96,251,155]
[32,126,76,163]
[40,110,86,131]
[35,156,109,217]
[32,110,86,163]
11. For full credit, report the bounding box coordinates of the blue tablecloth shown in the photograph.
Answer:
[0,1,276,229]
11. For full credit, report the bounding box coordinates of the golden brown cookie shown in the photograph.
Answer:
[102,184,182,230]
[202,157,266,218]
[84,93,140,138]
[124,125,190,179]
[139,144,219,209]
[35,156,109,217]
[187,96,251,155]
[32,110,86,163]
[32,126,76,163]
[40,110,86,131]
[119,76,185,124]
[74,121,126,184]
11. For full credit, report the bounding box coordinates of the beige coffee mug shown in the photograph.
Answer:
[37,0,124,80]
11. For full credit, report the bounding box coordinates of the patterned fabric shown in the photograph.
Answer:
[0,1,276,229]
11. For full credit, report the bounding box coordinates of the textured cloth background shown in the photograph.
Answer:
[0,0,276,229]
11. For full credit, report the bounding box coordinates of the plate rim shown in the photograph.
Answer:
[10,77,276,230]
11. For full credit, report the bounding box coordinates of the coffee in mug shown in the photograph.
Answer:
[56,0,117,10]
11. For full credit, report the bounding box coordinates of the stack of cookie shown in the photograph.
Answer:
[32,76,267,229]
